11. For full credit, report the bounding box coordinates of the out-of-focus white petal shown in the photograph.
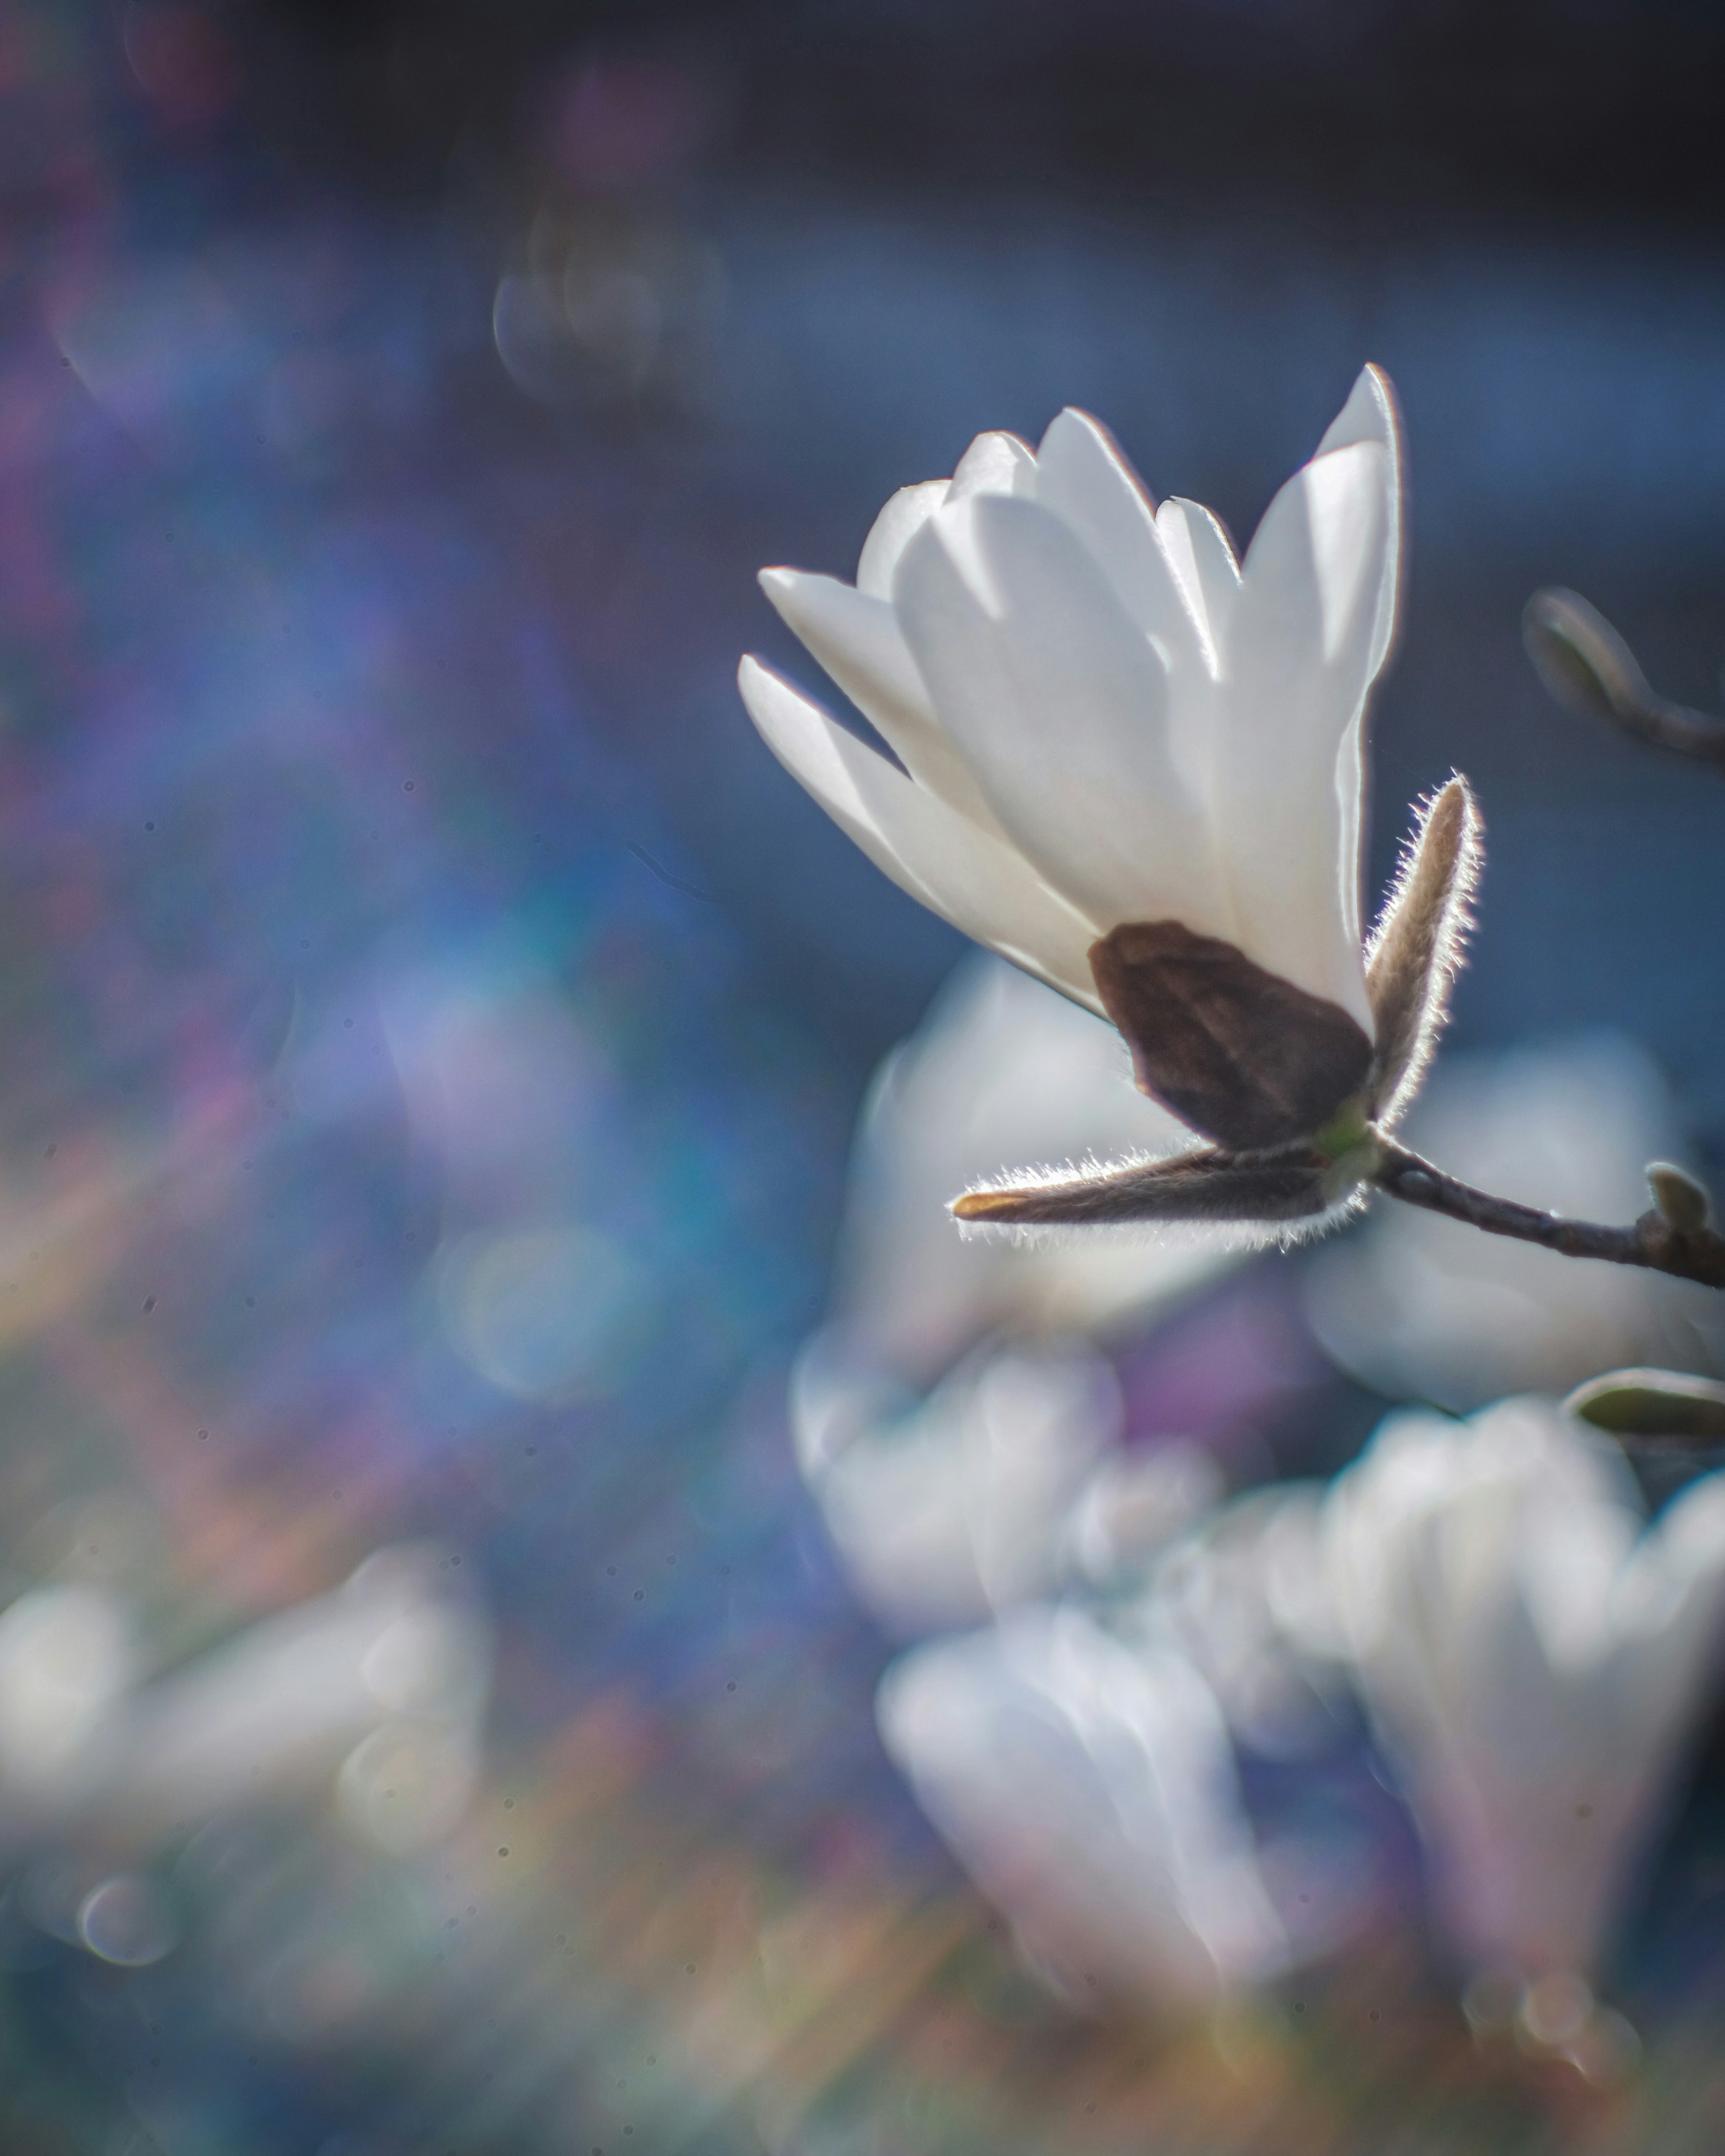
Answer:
[947,429,1036,502]
[758,568,1004,831]
[1324,1397,1725,1979]
[877,1609,1287,2010]
[793,1338,1120,1637]
[739,657,1104,1007]
[1154,499,1239,669]
[857,478,950,600]
[1211,440,1390,1022]
[830,957,1235,1378]
[0,1588,136,1800]
[894,496,1228,938]
[100,1546,491,1840]
[1062,1444,1224,1588]
[1136,1484,1353,1761]
[1315,363,1403,683]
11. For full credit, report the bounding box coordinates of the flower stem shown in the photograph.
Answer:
[1371,1139,1725,1290]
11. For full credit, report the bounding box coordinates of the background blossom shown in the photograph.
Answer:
[1325,1397,1725,1982]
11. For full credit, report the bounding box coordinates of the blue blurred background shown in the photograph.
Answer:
[1,2,1725,2150]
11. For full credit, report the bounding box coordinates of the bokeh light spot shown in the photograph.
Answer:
[77,1874,178,1966]
[437,1224,655,1403]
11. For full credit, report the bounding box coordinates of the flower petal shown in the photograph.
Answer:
[948,430,1037,502]
[1212,439,1393,1024]
[1316,364,1403,684]
[1155,499,1240,670]
[1309,370,1404,995]
[758,567,1005,831]
[857,479,950,600]
[894,495,1228,938]
[738,656,1104,1008]
[1034,410,1207,672]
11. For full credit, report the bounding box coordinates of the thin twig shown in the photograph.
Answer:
[1371,1139,1725,1290]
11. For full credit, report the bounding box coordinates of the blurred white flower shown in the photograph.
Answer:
[0,1586,137,1803]
[793,1337,1127,1637]
[797,957,1233,1638]
[1324,1395,1725,1982]
[742,370,1398,1034]
[117,1546,489,1854]
[0,1546,490,1862]
[830,955,1240,1380]
[1059,1442,1226,1591]
[1135,1484,1352,1761]
[877,1607,1287,2011]
[1306,1035,1725,1409]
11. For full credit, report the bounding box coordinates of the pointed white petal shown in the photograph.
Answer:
[1154,499,1240,668]
[895,495,1228,939]
[758,567,1004,831]
[1212,440,1391,1025]
[1316,364,1403,683]
[1303,369,1403,1006]
[1034,410,1206,669]
[857,479,950,600]
[1035,420,1219,810]
[738,656,1104,1009]
[947,430,1037,503]
[877,1612,1287,2004]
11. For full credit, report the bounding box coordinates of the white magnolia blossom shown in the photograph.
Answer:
[877,1607,1287,2011]
[1324,1396,1725,1981]
[0,1546,491,1863]
[831,954,1240,1379]
[0,1585,137,1804]
[1133,1484,1352,1762]
[741,370,1399,1029]
[742,369,1488,1234]
[793,1337,1128,1637]
[795,1332,1219,1635]
[1058,1442,1226,1591]
[1306,1034,1725,1409]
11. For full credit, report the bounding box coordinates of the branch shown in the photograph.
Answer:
[1371,1140,1725,1290]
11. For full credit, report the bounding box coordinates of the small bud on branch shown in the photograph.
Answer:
[1523,588,1725,765]
[1566,1366,1725,1447]
[1371,1140,1725,1290]
[1647,1160,1714,1236]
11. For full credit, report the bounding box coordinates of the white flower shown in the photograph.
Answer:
[740,370,1479,1196]
[830,954,1240,1380]
[793,1338,1123,1638]
[876,1607,1287,2010]
[742,368,1399,1024]
[0,1547,491,1857]
[1306,1034,1725,1410]
[0,1586,136,1803]
[793,1333,1216,1637]
[1324,1396,1725,1982]
[1135,1484,1353,1762]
